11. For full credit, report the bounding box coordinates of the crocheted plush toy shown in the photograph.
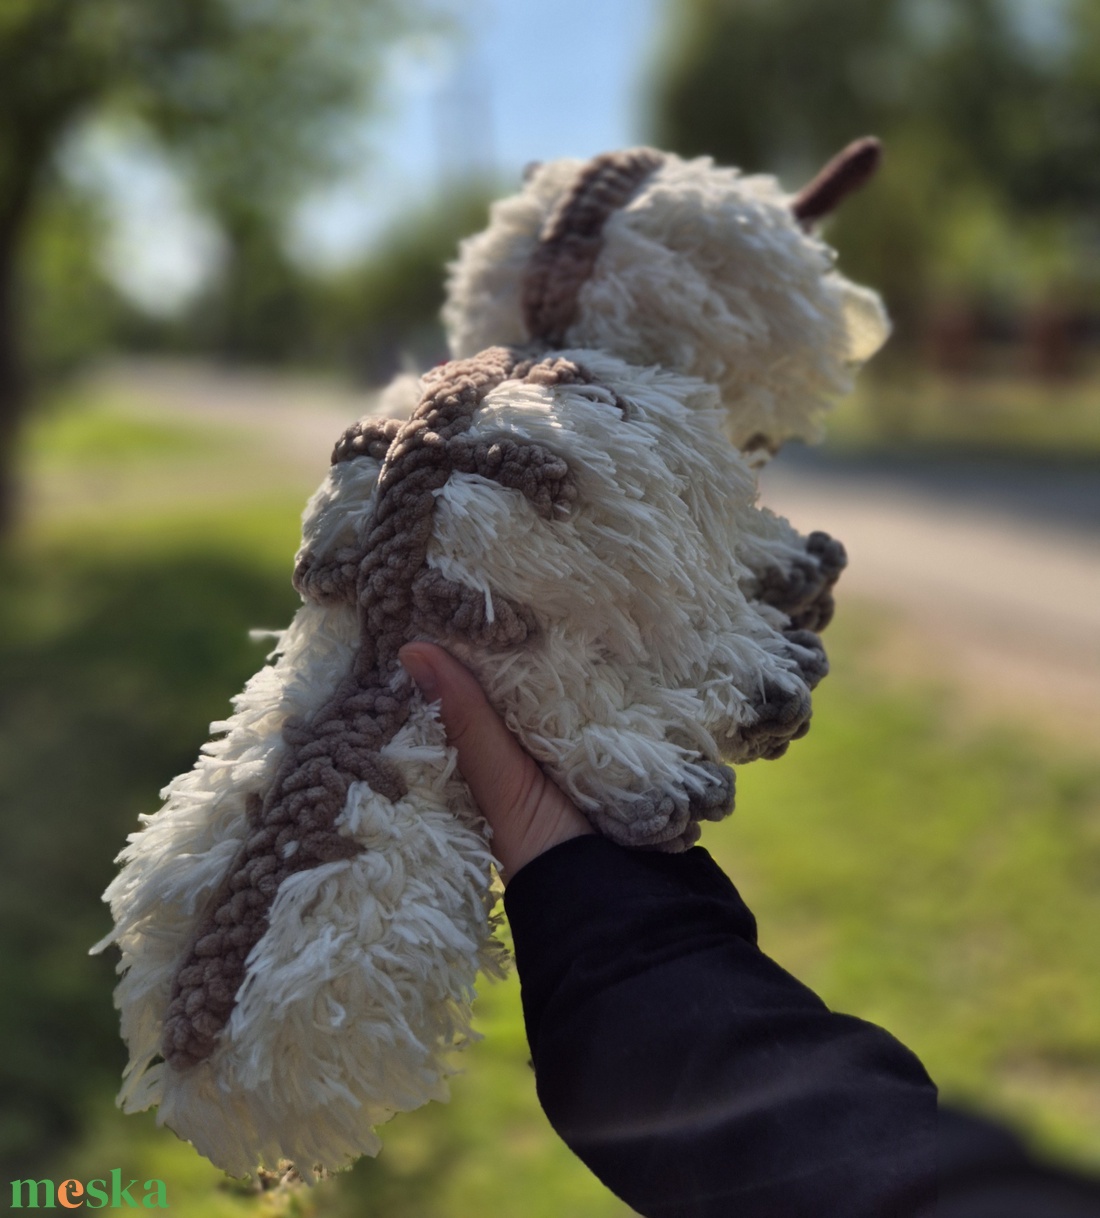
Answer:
[96,139,889,1177]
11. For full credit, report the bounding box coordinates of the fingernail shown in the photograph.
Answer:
[399,646,440,702]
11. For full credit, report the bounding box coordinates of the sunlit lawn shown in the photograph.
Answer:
[830,365,1100,456]
[2,380,1098,1214]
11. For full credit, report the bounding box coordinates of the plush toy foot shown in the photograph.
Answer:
[755,530,847,632]
[784,628,829,689]
[590,759,735,852]
[738,680,813,762]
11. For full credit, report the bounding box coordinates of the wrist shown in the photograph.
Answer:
[494,799,594,884]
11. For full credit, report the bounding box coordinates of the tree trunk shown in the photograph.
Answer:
[0,145,44,540]
[0,224,28,539]
[0,47,94,537]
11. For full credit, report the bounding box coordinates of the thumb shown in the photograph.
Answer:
[398,641,592,880]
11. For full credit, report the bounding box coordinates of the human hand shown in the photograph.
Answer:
[398,642,594,883]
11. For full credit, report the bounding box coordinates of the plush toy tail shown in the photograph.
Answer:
[94,600,504,1177]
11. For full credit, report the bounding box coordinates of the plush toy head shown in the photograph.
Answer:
[444,140,889,457]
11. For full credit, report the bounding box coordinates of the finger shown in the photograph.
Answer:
[398,641,542,823]
[399,642,594,879]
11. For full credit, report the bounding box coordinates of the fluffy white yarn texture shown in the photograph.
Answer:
[444,149,890,452]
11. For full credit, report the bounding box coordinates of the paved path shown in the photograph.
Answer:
[85,362,1100,743]
[760,452,1100,742]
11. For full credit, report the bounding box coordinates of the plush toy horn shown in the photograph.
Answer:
[791,136,882,229]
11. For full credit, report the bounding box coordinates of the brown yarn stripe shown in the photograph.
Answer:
[332,416,404,465]
[521,149,664,347]
[162,349,586,1070]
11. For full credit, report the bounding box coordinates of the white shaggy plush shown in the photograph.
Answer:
[97,142,889,1176]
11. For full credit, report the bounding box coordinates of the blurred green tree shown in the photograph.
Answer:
[652,0,1100,350]
[0,0,430,533]
[303,188,494,380]
[21,187,132,377]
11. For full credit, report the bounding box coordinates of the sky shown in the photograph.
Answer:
[292,0,666,267]
[73,0,665,314]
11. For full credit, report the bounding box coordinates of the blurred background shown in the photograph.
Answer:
[1,0,1098,1214]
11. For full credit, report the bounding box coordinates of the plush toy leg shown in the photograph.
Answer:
[737,507,847,632]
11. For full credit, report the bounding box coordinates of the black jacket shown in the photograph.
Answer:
[504,836,1100,1217]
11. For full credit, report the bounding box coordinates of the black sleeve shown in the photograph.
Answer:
[503,835,938,1218]
[935,1106,1100,1217]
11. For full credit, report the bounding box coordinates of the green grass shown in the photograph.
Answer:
[3,388,1098,1213]
[26,388,225,466]
[827,368,1100,457]
[0,542,302,1177]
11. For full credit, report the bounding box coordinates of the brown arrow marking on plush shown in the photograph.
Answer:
[162,348,587,1070]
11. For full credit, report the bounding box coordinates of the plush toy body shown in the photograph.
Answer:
[96,144,889,1176]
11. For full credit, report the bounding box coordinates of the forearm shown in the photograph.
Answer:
[504,836,937,1218]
